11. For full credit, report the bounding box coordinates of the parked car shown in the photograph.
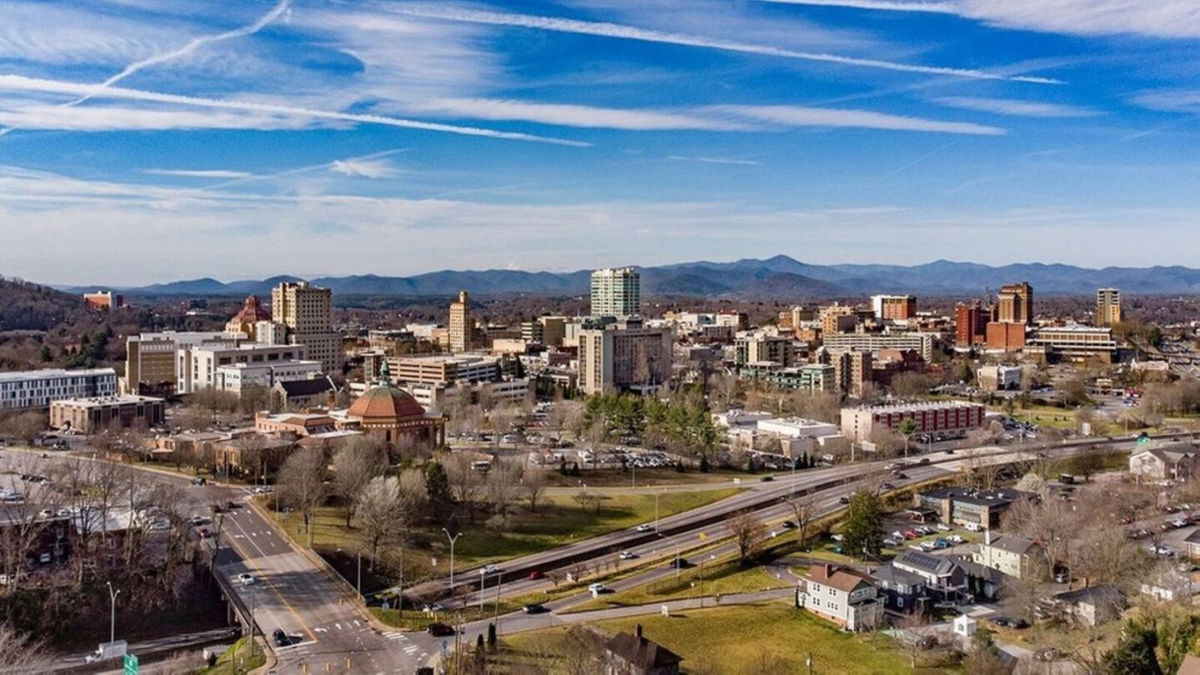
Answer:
[935,523,951,532]
[988,616,1028,629]
[273,628,289,646]
[1149,545,1178,557]
[427,623,455,637]
[902,530,918,540]
[883,538,900,547]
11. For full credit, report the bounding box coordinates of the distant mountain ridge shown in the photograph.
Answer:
[57,256,1200,298]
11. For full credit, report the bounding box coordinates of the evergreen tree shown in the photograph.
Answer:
[424,462,455,522]
[842,489,885,558]
[1101,619,1160,675]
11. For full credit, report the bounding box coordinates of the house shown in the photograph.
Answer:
[1139,566,1194,603]
[1045,585,1125,627]
[973,531,1044,580]
[603,625,683,675]
[1185,529,1200,561]
[891,550,970,604]
[951,557,1002,603]
[871,561,928,614]
[915,487,1032,530]
[1129,443,1200,482]
[800,563,884,631]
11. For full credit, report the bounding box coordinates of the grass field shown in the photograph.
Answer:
[499,605,918,674]
[198,636,264,675]
[271,487,743,580]
[567,560,792,612]
[542,467,747,488]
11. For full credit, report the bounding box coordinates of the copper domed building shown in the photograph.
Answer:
[344,367,444,447]
[225,294,273,339]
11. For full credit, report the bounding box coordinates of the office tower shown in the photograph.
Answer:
[448,290,474,353]
[590,267,641,317]
[1096,288,1123,326]
[996,282,1033,325]
[578,326,673,395]
[870,295,917,321]
[954,301,990,347]
[271,281,340,372]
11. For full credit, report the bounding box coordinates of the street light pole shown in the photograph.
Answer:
[479,569,487,611]
[105,581,120,644]
[356,551,362,596]
[443,529,462,591]
[248,584,257,662]
[654,491,660,533]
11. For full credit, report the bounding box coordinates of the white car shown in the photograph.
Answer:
[1149,545,1177,557]
[482,564,502,575]
[635,524,655,533]
[588,583,608,594]
[237,573,255,585]
[618,551,638,560]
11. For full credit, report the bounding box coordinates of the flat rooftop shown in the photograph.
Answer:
[0,367,116,382]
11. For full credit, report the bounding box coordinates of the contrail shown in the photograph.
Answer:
[757,0,958,13]
[0,0,290,137]
[394,5,1061,85]
[0,74,592,146]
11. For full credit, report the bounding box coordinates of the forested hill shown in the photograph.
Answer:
[0,276,88,331]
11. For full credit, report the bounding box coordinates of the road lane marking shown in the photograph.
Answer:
[221,515,317,643]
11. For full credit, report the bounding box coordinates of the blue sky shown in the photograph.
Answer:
[1,0,1199,285]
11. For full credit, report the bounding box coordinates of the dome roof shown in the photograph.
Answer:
[347,385,426,420]
[232,294,272,323]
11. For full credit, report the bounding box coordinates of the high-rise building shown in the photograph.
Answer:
[870,295,917,321]
[271,281,340,372]
[448,290,474,353]
[828,349,872,398]
[996,282,1034,325]
[1096,288,1123,327]
[819,304,857,335]
[590,267,641,317]
[734,333,795,368]
[954,301,990,348]
[578,325,673,395]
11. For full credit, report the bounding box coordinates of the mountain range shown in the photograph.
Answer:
[58,256,1200,298]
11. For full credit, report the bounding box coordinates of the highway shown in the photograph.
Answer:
[3,429,1171,672]
[0,448,426,674]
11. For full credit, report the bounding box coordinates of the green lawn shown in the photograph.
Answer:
[198,636,264,675]
[501,605,916,674]
[271,488,743,578]
[567,561,791,612]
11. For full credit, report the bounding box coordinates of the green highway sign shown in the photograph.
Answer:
[123,653,138,675]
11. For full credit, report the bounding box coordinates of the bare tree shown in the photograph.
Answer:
[445,452,485,523]
[484,460,521,519]
[277,446,328,547]
[331,437,387,526]
[727,509,766,564]
[783,493,815,551]
[572,489,600,515]
[353,476,415,569]
[0,624,55,673]
[521,464,547,513]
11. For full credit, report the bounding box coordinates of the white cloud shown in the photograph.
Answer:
[705,104,1005,135]
[758,0,956,12]
[395,5,1060,84]
[0,75,591,146]
[0,102,313,131]
[1132,90,1200,113]
[414,98,746,131]
[760,0,1200,38]
[329,158,398,179]
[932,96,1099,118]
[668,155,763,166]
[144,169,255,178]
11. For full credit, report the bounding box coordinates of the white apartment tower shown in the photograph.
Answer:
[590,267,641,317]
[271,281,341,373]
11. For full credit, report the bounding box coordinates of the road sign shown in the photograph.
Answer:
[123,653,138,675]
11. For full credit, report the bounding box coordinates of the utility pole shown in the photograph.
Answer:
[356,550,362,596]
[654,491,660,533]
[105,581,121,644]
[443,529,462,591]
[248,584,257,662]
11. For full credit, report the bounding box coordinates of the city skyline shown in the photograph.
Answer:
[1,0,1199,284]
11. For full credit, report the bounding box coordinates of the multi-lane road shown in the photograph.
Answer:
[3,430,1170,672]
